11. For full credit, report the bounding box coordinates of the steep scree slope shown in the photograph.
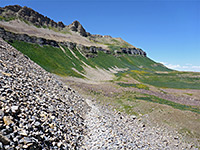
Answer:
[0,38,88,149]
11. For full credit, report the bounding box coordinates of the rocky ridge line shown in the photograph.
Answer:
[0,5,65,29]
[0,27,147,57]
[0,38,88,149]
[0,5,88,37]
[0,5,115,38]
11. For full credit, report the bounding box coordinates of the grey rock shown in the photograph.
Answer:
[0,133,10,145]
[11,105,19,113]
[0,38,87,149]
[34,121,41,127]
[0,142,3,149]
[0,109,4,119]
[68,20,87,37]
[0,5,65,29]
[23,137,32,144]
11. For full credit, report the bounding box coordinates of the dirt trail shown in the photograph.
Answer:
[81,99,196,149]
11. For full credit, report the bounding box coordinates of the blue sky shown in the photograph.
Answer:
[0,0,200,72]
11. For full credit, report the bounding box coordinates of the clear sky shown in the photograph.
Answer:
[0,0,200,72]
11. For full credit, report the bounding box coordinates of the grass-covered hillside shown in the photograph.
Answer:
[116,70,200,90]
[10,40,170,76]
[9,40,200,91]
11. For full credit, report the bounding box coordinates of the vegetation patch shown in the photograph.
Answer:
[113,91,200,114]
[117,70,200,90]
[117,83,149,90]
[107,44,121,51]
[133,93,200,114]
[9,40,85,78]
[184,93,193,96]
[89,51,171,73]
[0,16,16,21]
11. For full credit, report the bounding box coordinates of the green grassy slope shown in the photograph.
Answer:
[116,70,200,89]
[10,41,85,78]
[10,40,170,74]
[88,51,171,72]
[9,40,200,90]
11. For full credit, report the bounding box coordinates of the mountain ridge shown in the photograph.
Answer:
[0,26,147,58]
[0,5,139,51]
[0,5,111,37]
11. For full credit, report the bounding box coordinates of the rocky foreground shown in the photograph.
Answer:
[0,38,198,150]
[0,38,88,149]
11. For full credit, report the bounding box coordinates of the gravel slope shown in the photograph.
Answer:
[0,38,88,149]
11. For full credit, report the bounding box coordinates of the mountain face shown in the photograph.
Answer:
[0,4,171,78]
[0,5,141,52]
[0,5,164,78]
[0,5,89,36]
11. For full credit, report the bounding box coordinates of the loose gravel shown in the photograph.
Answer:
[82,99,198,150]
[0,38,88,149]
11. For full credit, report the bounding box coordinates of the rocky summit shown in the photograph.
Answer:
[68,21,89,37]
[0,38,88,149]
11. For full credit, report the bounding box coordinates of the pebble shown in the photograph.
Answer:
[0,133,10,145]
[34,121,41,127]
[18,130,28,136]
[3,116,13,125]
[11,105,19,113]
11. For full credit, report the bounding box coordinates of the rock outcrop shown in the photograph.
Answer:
[120,48,147,57]
[0,38,88,149]
[0,5,65,29]
[68,20,89,37]
[0,27,59,47]
[0,26,147,57]
[0,5,91,37]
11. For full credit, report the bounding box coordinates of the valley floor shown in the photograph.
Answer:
[58,76,200,149]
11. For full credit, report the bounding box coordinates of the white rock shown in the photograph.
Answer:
[11,105,19,113]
